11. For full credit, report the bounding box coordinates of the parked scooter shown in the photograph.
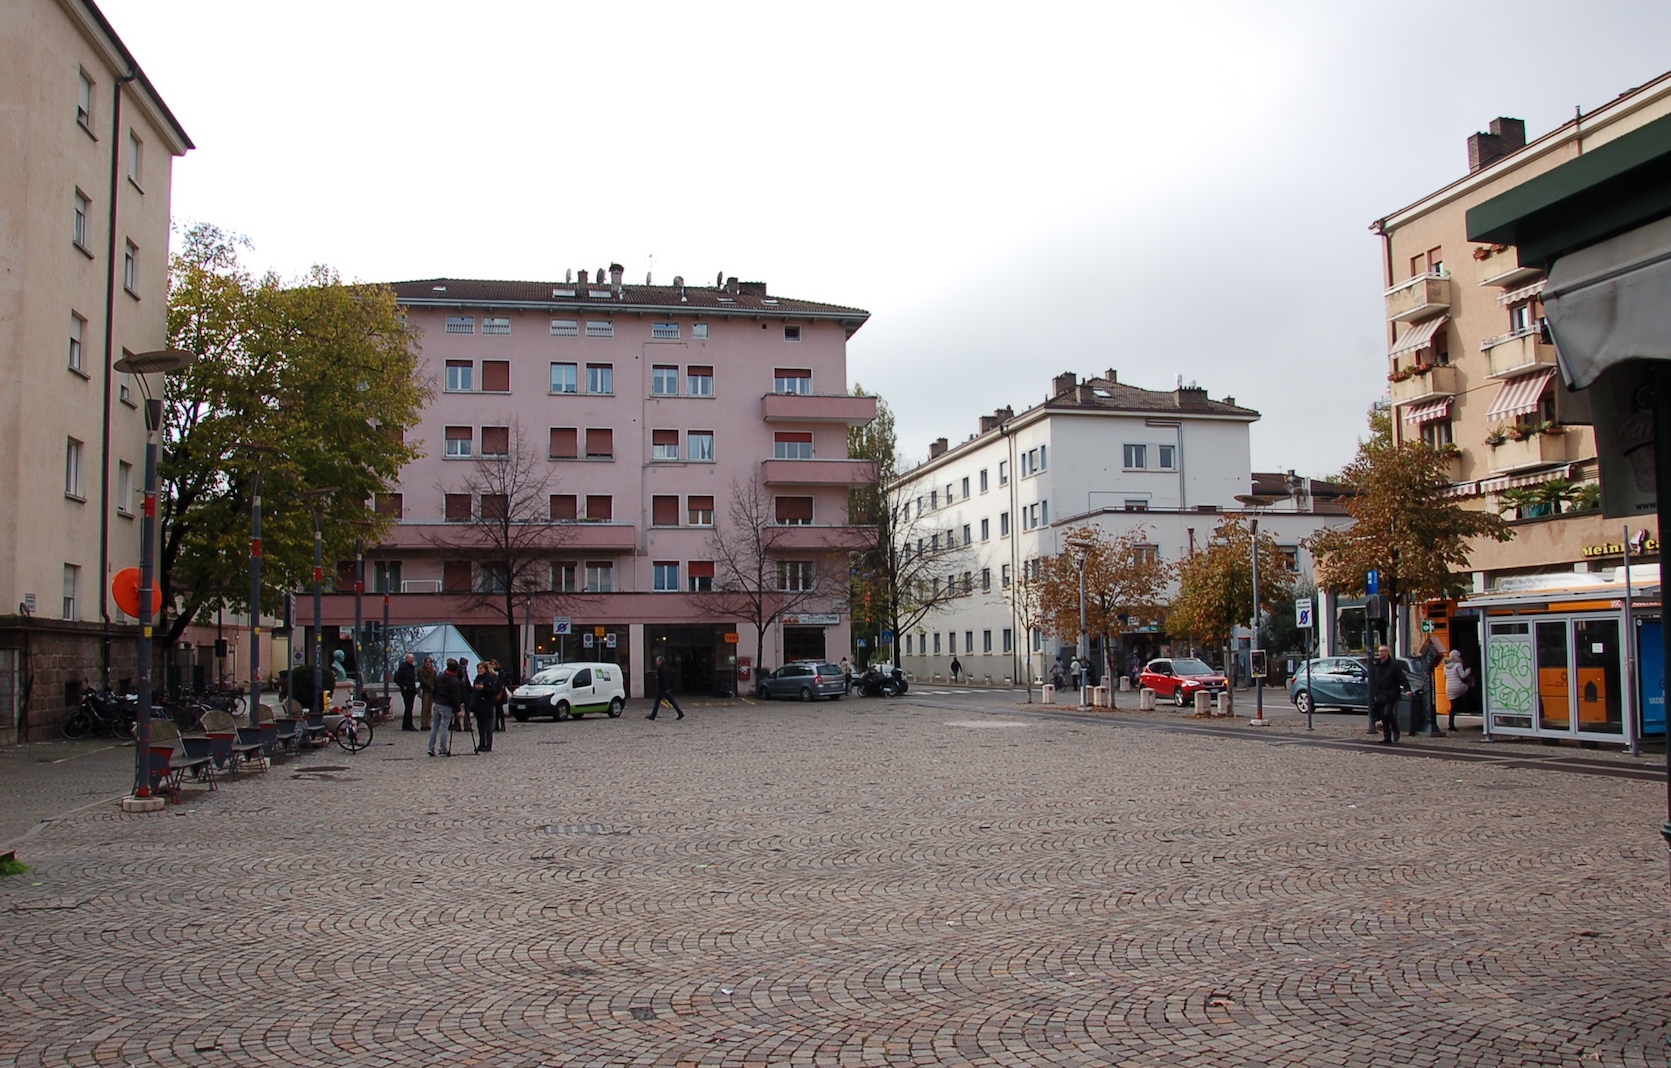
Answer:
[857,666,909,697]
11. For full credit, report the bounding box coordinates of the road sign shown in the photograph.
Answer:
[594,626,607,638]
[857,638,867,648]
[605,633,617,649]
[553,617,571,635]
[582,634,594,648]
[879,630,894,645]
[1366,569,1380,595]
[1421,620,1434,633]
[1296,599,1314,629]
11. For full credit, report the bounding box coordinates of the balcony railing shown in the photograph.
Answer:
[1482,330,1558,379]
[1384,271,1451,322]
[1487,430,1570,474]
[1389,363,1458,406]
[761,457,877,487]
[765,524,876,552]
[400,579,442,594]
[761,392,879,425]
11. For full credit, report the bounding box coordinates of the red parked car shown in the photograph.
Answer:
[1139,657,1228,707]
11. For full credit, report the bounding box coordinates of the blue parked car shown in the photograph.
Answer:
[1288,656,1427,716]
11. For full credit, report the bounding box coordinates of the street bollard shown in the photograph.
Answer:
[1216,691,1230,717]
[1118,676,1132,692]
[1042,684,1055,705]
[1138,688,1155,711]
[1195,691,1212,715]
[1094,685,1111,707]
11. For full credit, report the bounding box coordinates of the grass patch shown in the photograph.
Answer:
[0,856,30,879]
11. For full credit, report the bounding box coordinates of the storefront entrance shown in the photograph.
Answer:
[783,626,827,663]
[645,625,735,697]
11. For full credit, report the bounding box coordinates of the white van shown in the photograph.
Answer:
[509,663,627,721]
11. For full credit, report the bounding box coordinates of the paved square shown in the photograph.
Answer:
[2,699,1666,1066]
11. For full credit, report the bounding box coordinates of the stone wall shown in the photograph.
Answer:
[0,617,143,742]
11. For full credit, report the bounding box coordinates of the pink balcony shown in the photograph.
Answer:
[760,393,879,425]
[766,524,876,552]
[760,458,877,487]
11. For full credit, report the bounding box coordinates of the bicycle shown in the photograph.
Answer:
[321,703,374,753]
[62,689,137,740]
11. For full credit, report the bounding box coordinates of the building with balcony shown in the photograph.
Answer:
[311,270,873,696]
[885,371,1350,685]
[1367,72,1671,745]
[0,0,192,741]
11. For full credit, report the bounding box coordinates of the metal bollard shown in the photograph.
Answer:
[1094,685,1111,707]
[1215,691,1230,717]
[1195,691,1212,715]
[1118,676,1132,692]
[1138,688,1155,711]
[1042,683,1055,704]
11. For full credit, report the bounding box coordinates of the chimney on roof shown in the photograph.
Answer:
[1175,384,1209,408]
[1468,117,1527,173]
[609,263,624,288]
[1104,368,1117,384]
[978,414,1001,434]
[929,437,949,459]
[1052,371,1078,397]
[725,276,740,296]
[1076,383,1097,404]
[1224,396,1235,406]
[578,269,589,285]
[996,405,1013,422]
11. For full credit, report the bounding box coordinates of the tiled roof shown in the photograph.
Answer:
[386,278,870,320]
[1038,376,1260,418]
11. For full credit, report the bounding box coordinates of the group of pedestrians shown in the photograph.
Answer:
[386,653,508,757]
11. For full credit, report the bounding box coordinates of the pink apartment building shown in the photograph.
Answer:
[310,268,875,697]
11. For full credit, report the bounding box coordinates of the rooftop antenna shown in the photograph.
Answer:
[1175,374,1183,388]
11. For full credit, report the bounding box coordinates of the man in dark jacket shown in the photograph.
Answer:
[428,659,463,757]
[394,654,418,731]
[646,656,684,720]
[1371,644,1410,744]
[472,661,498,752]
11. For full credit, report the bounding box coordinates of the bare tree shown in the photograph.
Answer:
[1005,558,1050,703]
[428,422,572,675]
[862,481,981,669]
[701,475,845,674]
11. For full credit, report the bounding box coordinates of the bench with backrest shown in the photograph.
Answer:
[237,703,280,761]
[199,710,265,776]
[265,702,303,756]
[144,719,215,803]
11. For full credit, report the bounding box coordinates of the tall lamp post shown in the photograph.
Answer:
[112,349,194,810]
[1249,517,1268,726]
[301,488,338,716]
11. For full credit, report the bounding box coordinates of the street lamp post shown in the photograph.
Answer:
[112,349,193,810]
[301,488,338,716]
[1078,554,1089,709]
[353,536,364,699]
[1249,518,1268,726]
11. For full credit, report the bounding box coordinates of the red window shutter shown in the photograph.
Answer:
[481,360,510,392]
[442,560,471,592]
[335,562,356,587]
[375,493,402,517]
[444,425,471,441]
[444,493,472,521]
[652,495,678,526]
[688,561,715,578]
[774,432,813,444]
[774,368,810,379]
[481,494,508,519]
[688,365,712,377]
[775,496,814,523]
[550,494,577,521]
[688,494,714,513]
[652,429,678,447]
[585,495,612,521]
[549,427,578,459]
[585,428,613,458]
[481,426,509,455]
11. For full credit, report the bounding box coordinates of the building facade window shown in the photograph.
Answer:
[123,241,138,293]
[584,428,613,458]
[773,432,813,459]
[999,511,1010,537]
[687,365,714,396]
[1421,420,1454,449]
[584,561,614,593]
[980,518,990,541]
[783,325,802,342]
[373,560,403,593]
[692,323,710,340]
[652,323,680,340]
[480,426,509,457]
[69,312,86,372]
[550,319,579,337]
[481,360,510,391]
[652,495,679,526]
[482,316,510,335]
[1002,628,1013,653]
[687,431,714,462]
[688,495,714,526]
[444,493,472,521]
[549,427,578,459]
[651,365,679,395]
[1158,444,1176,470]
[445,315,474,334]
[773,368,812,394]
[1123,443,1147,469]
[116,460,133,516]
[777,560,815,591]
[933,632,942,655]
[553,562,578,592]
[77,70,93,128]
[585,321,614,338]
[74,191,90,248]
[1125,499,1149,512]
[129,127,147,185]
[445,361,473,391]
[443,560,472,592]
[652,429,680,460]
[65,438,83,498]
[653,562,680,591]
[550,362,578,394]
[584,495,612,521]
[1001,563,1012,588]
[981,567,991,592]
[444,426,473,458]
[63,564,80,620]
[687,561,714,592]
[550,494,578,522]
[998,460,1008,485]
[775,496,814,525]
[586,363,614,394]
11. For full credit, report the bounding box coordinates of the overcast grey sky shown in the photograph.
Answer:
[99,1,1671,477]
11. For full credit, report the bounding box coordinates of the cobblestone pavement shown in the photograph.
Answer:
[2,695,1667,1067]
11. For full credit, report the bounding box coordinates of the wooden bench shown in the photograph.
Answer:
[200,710,265,776]
[144,720,215,803]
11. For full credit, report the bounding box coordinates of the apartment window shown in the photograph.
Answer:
[692,323,709,340]
[652,495,679,527]
[549,427,578,459]
[1001,563,1012,588]
[63,564,80,620]
[77,70,93,128]
[653,562,680,591]
[585,495,613,521]
[585,321,614,338]
[774,432,813,460]
[551,362,578,394]
[116,461,133,516]
[1135,545,1160,566]
[981,629,992,654]
[481,360,510,392]
[961,476,970,498]
[444,493,472,521]
[775,496,814,525]
[1281,548,1300,573]
[1023,446,1046,475]
[444,426,473,457]
[1123,444,1147,469]
[687,561,715,592]
[998,460,1008,485]
[1040,500,1049,525]
[929,490,939,510]
[687,365,714,396]
[445,316,474,334]
[126,131,142,188]
[931,534,940,551]
[374,492,403,517]
[652,323,680,340]
[651,365,679,395]
[482,317,510,336]
[69,313,86,373]
[1002,628,1013,653]
[1509,302,1535,334]
[1124,499,1149,512]
[778,560,815,591]
[444,361,473,391]
[584,428,614,459]
[118,371,134,405]
[687,431,715,462]
[584,561,614,593]
[64,438,83,499]
[980,518,990,541]
[480,494,508,520]
[774,368,812,395]
[553,562,579,593]
[964,630,974,654]
[905,635,914,656]
[961,574,973,596]
[586,363,614,394]
[550,319,579,337]
[1158,445,1176,471]
[443,560,472,592]
[123,242,138,293]
[782,325,802,342]
[933,633,942,655]
[979,469,989,493]
[550,494,578,522]
[1421,420,1454,449]
[999,511,1010,537]
[651,429,680,461]
[73,191,91,250]
[1032,629,1044,652]
[480,426,509,457]
[688,495,714,526]
[372,560,402,594]
[981,567,991,592]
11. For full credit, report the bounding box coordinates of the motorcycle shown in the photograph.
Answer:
[857,666,909,698]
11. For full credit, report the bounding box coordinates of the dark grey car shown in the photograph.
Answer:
[1288,656,1426,716]
[756,662,847,701]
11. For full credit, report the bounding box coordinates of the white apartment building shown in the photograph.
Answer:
[889,371,1349,684]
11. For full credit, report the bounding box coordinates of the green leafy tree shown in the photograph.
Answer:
[159,223,427,648]
[1038,526,1173,681]
[1168,514,1294,671]
[847,384,897,663]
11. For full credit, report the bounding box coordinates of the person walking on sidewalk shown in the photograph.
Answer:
[395,654,418,731]
[428,659,462,756]
[646,656,684,720]
[418,656,436,731]
[1371,644,1410,744]
[472,660,498,753]
[949,655,962,682]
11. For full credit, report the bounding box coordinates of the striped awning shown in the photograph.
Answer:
[1389,315,1449,357]
[1401,397,1452,424]
[1483,368,1555,420]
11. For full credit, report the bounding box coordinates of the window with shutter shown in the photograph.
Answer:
[481,426,509,457]
[481,360,510,392]
[444,493,472,521]
[773,432,813,459]
[687,495,714,525]
[443,560,471,592]
[687,560,714,592]
[375,493,402,517]
[652,495,679,526]
[481,494,508,519]
[550,494,578,521]
[585,428,613,458]
[549,427,578,459]
[336,562,357,588]
[444,425,472,457]
[651,428,679,460]
[775,496,814,524]
[585,495,612,521]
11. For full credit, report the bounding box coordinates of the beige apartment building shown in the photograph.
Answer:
[1371,73,1670,585]
[0,0,192,741]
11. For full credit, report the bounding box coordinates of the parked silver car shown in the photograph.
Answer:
[756,662,848,701]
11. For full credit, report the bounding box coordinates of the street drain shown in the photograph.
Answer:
[629,1007,656,1021]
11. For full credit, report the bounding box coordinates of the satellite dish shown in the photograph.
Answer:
[646,272,652,285]
[564,268,572,284]
[597,267,606,283]
[716,271,724,287]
